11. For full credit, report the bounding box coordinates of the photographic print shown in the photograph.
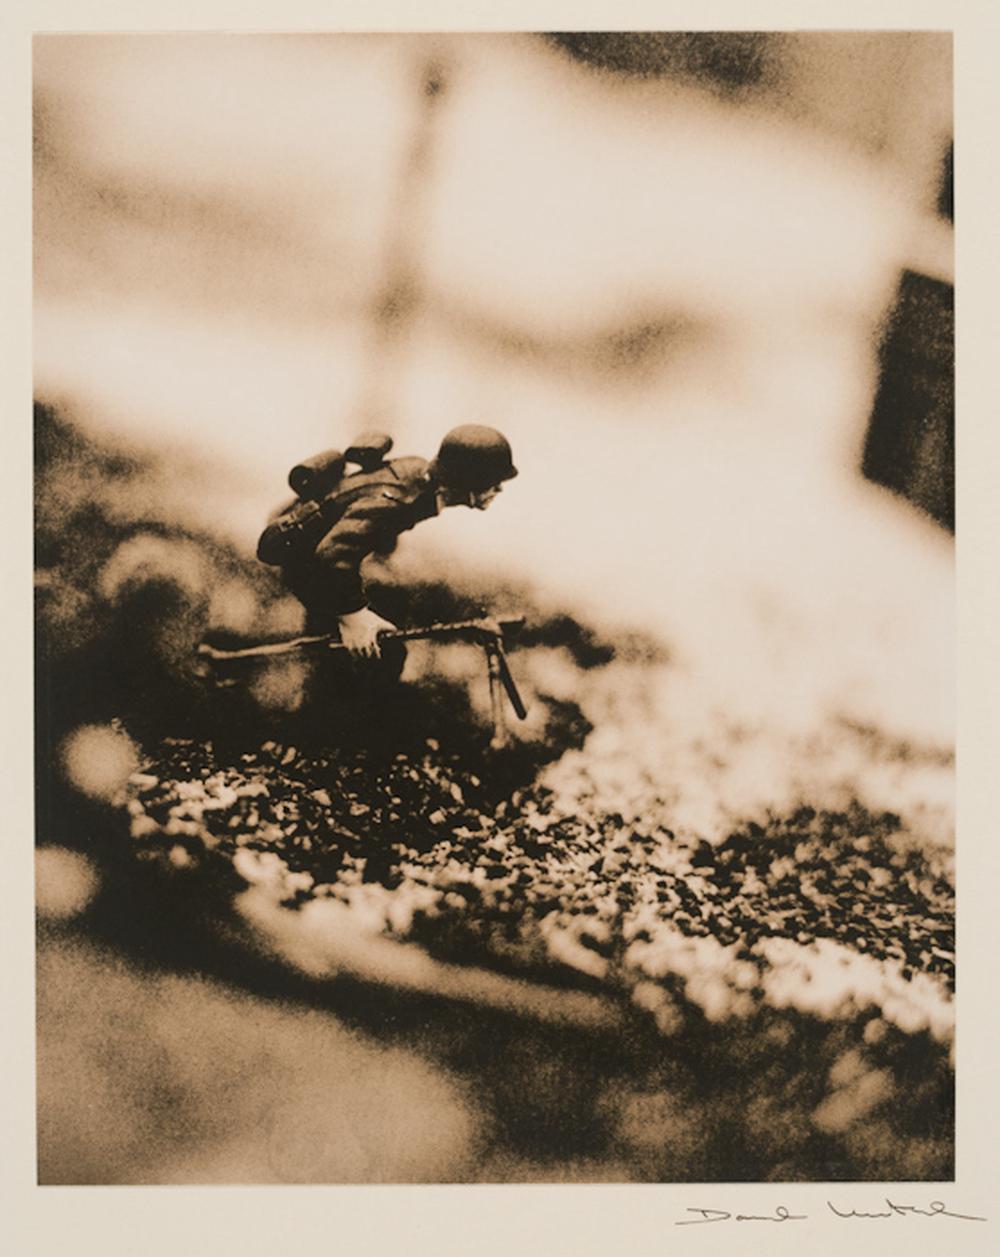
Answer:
[32,28,958,1189]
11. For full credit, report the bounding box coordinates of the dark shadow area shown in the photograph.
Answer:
[938,140,953,224]
[542,32,783,94]
[863,271,954,532]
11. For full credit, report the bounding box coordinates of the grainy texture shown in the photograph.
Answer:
[105,671,954,1181]
[35,404,955,1182]
[125,734,955,1010]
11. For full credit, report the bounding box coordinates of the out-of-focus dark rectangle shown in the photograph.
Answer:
[863,270,954,532]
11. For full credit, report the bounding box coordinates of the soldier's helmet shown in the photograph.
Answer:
[430,425,518,493]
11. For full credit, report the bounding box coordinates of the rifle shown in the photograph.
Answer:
[196,616,528,747]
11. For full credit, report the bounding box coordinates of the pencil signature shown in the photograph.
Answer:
[675,1206,805,1225]
[827,1200,987,1221]
[675,1200,987,1225]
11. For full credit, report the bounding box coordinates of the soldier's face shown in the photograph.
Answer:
[468,485,501,510]
[442,484,502,510]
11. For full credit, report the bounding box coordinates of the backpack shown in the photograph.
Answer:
[257,432,399,566]
[287,431,394,500]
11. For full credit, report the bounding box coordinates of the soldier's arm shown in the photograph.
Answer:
[318,490,413,615]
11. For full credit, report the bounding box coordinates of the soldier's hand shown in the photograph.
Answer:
[337,608,397,659]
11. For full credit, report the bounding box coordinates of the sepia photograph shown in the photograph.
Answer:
[30,24,965,1196]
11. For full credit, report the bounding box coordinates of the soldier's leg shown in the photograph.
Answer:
[283,560,406,695]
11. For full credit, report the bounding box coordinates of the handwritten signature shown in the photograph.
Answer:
[675,1200,987,1225]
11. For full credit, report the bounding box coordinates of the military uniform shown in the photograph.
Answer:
[258,425,516,640]
[258,455,439,632]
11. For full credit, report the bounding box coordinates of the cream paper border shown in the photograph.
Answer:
[3,2,998,1254]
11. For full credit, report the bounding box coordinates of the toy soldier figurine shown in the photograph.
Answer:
[257,425,518,663]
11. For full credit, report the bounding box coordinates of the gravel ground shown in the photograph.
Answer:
[104,663,955,1182]
[122,713,955,1036]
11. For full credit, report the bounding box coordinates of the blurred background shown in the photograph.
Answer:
[33,31,955,1183]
